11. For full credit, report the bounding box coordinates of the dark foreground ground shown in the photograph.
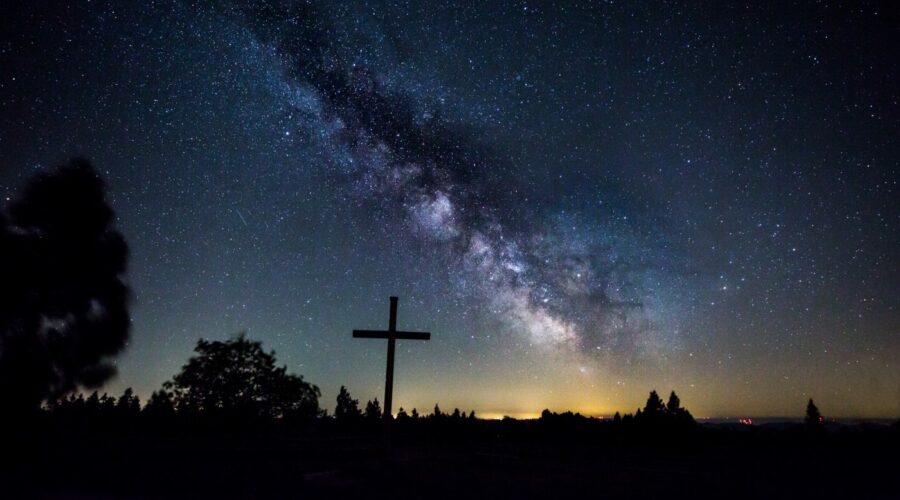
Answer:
[2,420,897,499]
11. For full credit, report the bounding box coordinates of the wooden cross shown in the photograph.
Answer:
[353,296,430,419]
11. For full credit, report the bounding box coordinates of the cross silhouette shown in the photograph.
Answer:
[353,296,430,419]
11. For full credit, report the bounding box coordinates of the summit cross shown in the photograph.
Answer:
[352,296,430,419]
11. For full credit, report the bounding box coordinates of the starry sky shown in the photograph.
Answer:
[1,1,898,419]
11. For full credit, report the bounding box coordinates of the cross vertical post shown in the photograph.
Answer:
[384,296,398,419]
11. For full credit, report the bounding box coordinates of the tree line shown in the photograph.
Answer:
[42,333,482,429]
[38,331,730,433]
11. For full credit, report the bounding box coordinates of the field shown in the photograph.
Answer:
[3,419,896,499]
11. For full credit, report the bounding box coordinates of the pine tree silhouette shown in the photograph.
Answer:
[335,386,361,420]
[644,390,665,415]
[666,391,681,414]
[364,398,383,420]
[805,399,823,429]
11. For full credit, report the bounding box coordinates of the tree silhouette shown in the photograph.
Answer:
[62,393,86,415]
[334,385,361,420]
[364,398,382,420]
[644,390,665,416]
[268,365,323,420]
[805,399,823,429]
[635,390,665,424]
[162,333,320,420]
[632,390,695,427]
[85,391,101,418]
[142,389,176,421]
[116,387,141,420]
[0,159,131,418]
[411,408,419,419]
[666,391,681,414]
[665,390,695,425]
[396,407,409,420]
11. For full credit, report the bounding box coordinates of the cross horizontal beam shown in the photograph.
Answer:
[353,329,431,340]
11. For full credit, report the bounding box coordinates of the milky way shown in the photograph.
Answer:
[214,1,679,362]
[1,1,897,417]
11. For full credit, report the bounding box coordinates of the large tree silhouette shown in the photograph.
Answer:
[163,333,320,420]
[0,159,130,417]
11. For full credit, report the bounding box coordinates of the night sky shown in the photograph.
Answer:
[1,1,897,419]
